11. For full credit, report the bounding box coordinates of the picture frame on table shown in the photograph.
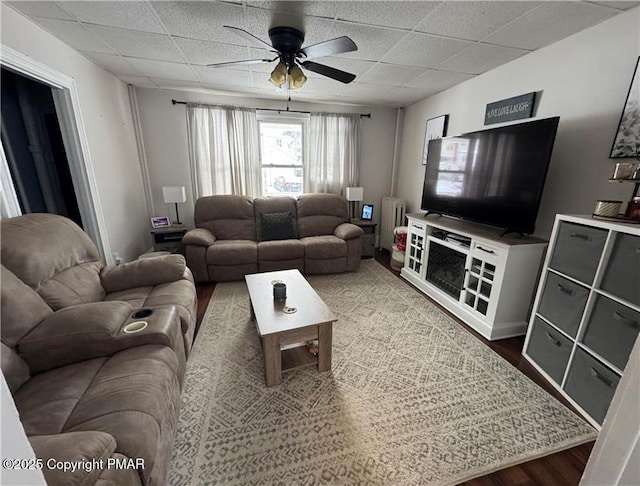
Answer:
[422,114,449,165]
[361,204,374,221]
[150,216,171,229]
[610,56,640,158]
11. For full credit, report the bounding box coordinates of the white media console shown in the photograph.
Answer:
[401,213,548,340]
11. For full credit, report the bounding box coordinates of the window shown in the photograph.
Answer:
[257,113,307,197]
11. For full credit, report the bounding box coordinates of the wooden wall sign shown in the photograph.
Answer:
[484,92,536,125]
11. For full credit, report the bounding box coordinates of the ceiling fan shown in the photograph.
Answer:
[207,26,358,89]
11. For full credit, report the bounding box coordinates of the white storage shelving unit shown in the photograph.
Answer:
[401,213,548,341]
[522,214,640,429]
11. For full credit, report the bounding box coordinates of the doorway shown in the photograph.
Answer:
[1,67,82,226]
[0,46,112,263]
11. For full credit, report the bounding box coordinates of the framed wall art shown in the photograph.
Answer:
[422,114,449,165]
[610,57,640,158]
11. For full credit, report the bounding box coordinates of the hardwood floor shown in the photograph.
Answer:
[194,255,595,485]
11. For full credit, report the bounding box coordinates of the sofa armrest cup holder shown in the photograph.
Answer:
[131,308,153,319]
[123,321,148,334]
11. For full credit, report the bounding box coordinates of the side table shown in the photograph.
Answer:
[350,219,376,258]
[150,226,187,252]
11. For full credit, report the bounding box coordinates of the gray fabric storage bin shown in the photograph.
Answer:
[600,233,640,307]
[565,347,620,425]
[582,294,640,372]
[538,272,589,338]
[526,317,573,385]
[549,222,607,285]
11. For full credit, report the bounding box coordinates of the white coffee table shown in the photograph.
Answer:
[245,269,336,387]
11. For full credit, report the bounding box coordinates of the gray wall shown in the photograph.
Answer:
[395,8,640,239]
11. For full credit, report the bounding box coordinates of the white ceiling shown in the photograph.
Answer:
[6,1,639,107]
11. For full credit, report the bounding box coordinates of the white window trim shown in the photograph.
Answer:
[257,111,308,197]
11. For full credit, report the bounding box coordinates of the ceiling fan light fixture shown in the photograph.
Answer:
[289,64,307,89]
[216,26,357,89]
[269,62,288,87]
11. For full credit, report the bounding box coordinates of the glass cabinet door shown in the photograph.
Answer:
[463,257,495,316]
[407,224,426,275]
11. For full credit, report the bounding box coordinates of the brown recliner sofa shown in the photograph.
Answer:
[1,213,197,352]
[0,213,198,486]
[183,193,364,282]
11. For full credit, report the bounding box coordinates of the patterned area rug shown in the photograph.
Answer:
[169,260,596,485]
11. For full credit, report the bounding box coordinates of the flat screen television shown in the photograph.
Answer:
[421,116,560,235]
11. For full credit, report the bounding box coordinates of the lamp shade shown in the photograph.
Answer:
[269,62,288,87]
[345,187,364,202]
[162,186,186,204]
[289,64,307,89]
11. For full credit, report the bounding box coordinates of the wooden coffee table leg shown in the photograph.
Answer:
[263,334,281,387]
[318,322,333,372]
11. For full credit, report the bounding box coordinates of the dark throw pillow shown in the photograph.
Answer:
[260,212,296,241]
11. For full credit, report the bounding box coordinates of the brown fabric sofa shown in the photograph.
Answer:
[183,193,364,282]
[0,213,198,486]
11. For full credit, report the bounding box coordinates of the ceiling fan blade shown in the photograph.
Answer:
[224,25,274,51]
[301,61,356,84]
[300,36,357,60]
[207,58,275,68]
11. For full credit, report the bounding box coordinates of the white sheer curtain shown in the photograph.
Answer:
[186,104,261,198]
[305,113,360,194]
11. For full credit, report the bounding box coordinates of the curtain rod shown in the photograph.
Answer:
[171,99,371,118]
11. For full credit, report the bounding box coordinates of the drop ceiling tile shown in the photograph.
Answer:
[341,82,388,99]
[174,38,254,66]
[381,32,473,69]
[484,1,618,50]
[247,1,339,20]
[382,87,433,104]
[328,22,407,62]
[244,7,336,49]
[358,63,428,87]
[130,59,198,82]
[297,76,349,94]
[150,1,247,44]
[251,70,274,88]
[339,93,382,105]
[117,75,158,88]
[31,18,115,54]
[250,59,280,74]
[416,1,541,41]
[333,1,441,30]
[406,69,476,91]
[57,1,166,34]
[6,1,74,20]
[86,53,142,76]
[192,65,254,87]
[318,57,377,77]
[437,43,527,75]
[151,78,204,90]
[86,25,185,62]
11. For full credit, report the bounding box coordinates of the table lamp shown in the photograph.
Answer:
[345,187,363,220]
[162,186,186,225]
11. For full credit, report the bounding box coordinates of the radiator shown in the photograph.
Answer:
[380,197,406,251]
